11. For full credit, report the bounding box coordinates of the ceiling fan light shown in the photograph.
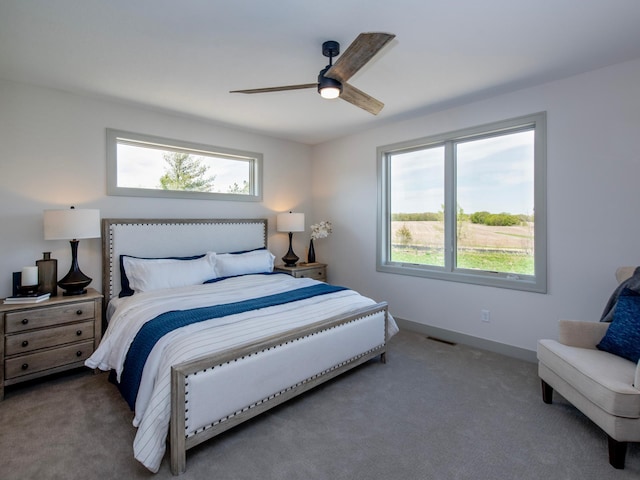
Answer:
[320,86,341,99]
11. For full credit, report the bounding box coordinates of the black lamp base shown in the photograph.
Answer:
[59,285,90,296]
[58,239,92,296]
[58,270,91,296]
[281,232,299,267]
[62,289,89,296]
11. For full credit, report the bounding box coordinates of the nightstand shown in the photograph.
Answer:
[274,263,327,282]
[0,288,103,400]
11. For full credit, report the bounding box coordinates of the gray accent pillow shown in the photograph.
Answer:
[600,266,640,322]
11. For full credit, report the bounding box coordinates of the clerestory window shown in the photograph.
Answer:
[106,129,262,201]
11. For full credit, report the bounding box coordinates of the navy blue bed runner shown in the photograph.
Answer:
[118,283,347,409]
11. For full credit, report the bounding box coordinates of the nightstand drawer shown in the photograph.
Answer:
[5,301,95,333]
[4,340,94,380]
[274,263,327,282]
[5,320,95,355]
[295,267,326,281]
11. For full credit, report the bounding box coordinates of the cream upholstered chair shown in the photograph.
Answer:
[537,267,640,469]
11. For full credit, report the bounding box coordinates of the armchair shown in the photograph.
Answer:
[537,267,640,469]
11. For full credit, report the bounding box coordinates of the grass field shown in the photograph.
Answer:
[391,221,534,275]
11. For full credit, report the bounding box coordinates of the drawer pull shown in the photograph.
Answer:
[76,310,83,315]
[21,318,29,325]
[22,363,29,370]
[21,340,29,347]
[76,351,83,357]
[76,330,83,336]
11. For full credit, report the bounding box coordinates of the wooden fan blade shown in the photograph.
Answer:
[325,32,395,83]
[340,83,384,115]
[230,83,317,94]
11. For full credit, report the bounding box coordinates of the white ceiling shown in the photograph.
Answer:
[2,0,640,145]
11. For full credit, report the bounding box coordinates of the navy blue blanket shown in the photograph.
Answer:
[118,283,347,409]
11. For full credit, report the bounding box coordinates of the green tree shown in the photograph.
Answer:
[470,211,521,226]
[396,224,413,247]
[470,211,491,224]
[159,152,216,191]
[457,204,467,239]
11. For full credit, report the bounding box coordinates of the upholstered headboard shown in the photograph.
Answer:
[101,218,268,305]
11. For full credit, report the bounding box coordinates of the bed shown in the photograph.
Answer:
[88,218,397,475]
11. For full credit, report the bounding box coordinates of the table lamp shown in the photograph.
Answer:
[276,212,305,267]
[44,206,100,296]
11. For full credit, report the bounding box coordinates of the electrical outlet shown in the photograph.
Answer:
[481,309,490,322]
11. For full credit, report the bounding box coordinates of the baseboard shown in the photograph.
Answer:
[395,317,537,363]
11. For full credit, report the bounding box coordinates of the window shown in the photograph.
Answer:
[107,129,262,201]
[377,112,546,292]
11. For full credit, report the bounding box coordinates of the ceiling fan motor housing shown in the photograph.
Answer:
[319,40,342,97]
[318,66,342,95]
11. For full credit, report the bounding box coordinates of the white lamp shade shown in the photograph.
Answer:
[277,212,305,233]
[44,208,101,240]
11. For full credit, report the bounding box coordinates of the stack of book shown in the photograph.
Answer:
[3,292,51,304]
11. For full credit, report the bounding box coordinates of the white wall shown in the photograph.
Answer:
[311,58,640,354]
[0,79,312,297]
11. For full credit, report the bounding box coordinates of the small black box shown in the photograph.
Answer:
[12,271,20,296]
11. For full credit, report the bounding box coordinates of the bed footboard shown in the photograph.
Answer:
[169,302,388,475]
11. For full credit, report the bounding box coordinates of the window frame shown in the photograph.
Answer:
[377,112,547,293]
[106,129,263,202]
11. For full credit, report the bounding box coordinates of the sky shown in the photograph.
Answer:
[390,130,534,215]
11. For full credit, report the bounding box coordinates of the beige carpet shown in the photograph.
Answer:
[0,329,638,479]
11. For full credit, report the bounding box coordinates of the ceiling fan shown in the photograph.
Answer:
[230,32,396,115]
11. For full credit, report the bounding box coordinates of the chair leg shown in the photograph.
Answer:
[608,436,627,469]
[541,379,553,404]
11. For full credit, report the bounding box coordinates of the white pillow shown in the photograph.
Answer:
[214,249,275,278]
[122,252,217,293]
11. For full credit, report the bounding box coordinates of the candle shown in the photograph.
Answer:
[21,266,38,287]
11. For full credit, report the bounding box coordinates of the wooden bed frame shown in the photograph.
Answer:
[101,218,389,475]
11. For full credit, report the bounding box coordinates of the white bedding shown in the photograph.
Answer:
[87,273,398,472]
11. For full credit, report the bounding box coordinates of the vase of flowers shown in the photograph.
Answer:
[309,220,332,263]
